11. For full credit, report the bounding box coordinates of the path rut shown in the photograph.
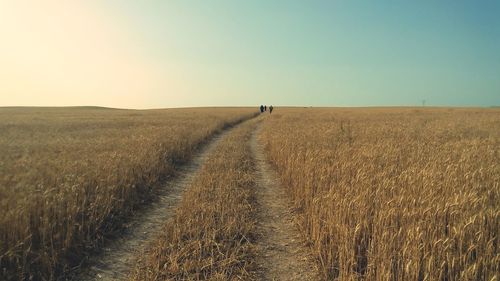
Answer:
[72,128,234,281]
[251,125,319,281]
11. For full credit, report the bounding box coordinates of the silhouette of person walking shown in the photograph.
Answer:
[269,105,274,114]
[260,105,264,113]
[264,105,267,111]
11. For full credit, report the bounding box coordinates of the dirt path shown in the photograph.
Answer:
[251,125,319,281]
[72,129,234,281]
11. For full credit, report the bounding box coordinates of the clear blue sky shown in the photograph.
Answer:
[1,0,499,107]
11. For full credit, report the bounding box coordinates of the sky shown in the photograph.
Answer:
[0,0,499,108]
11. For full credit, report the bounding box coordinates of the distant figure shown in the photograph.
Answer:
[269,105,274,114]
[264,105,267,111]
[260,105,264,113]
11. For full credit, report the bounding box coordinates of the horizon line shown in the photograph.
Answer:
[1,105,499,110]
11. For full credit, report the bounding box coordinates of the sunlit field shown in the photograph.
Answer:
[260,107,500,280]
[1,106,498,280]
[0,107,256,280]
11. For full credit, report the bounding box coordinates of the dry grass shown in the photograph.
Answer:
[0,107,257,281]
[131,118,259,281]
[260,107,500,280]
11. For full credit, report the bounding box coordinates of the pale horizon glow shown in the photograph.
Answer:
[0,0,499,108]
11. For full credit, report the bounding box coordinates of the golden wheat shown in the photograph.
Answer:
[0,107,257,280]
[260,107,499,280]
[3,106,498,280]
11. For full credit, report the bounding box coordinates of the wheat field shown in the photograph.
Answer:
[0,107,257,280]
[260,107,500,280]
[1,107,499,280]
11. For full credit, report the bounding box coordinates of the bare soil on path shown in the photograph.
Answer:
[72,129,234,281]
[251,125,319,281]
